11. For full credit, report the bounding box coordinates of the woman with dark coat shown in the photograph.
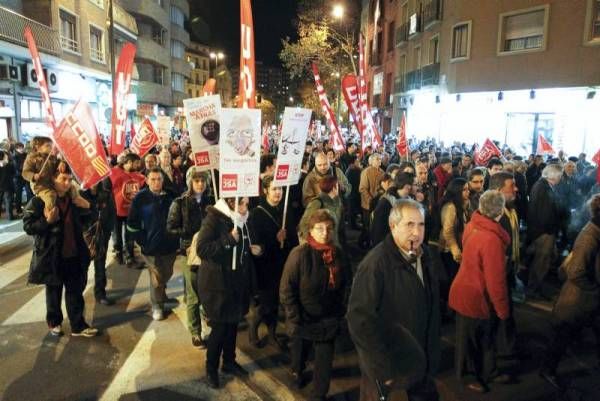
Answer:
[167,168,211,348]
[196,196,260,389]
[280,209,351,401]
[248,175,293,350]
[539,194,600,390]
[81,177,116,305]
[449,190,512,393]
[23,161,98,337]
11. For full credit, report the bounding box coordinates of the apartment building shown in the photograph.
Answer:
[0,0,138,141]
[185,42,211,98]
[121,0,192,115]
[363,0,600,156]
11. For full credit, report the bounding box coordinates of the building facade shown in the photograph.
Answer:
[0,0,138,141]
[121,0,192,116]
[185,42,210,98]
[362,0,600,156]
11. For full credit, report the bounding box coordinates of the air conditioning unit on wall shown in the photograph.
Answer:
[25,63,59,92]
[0,64,21,82]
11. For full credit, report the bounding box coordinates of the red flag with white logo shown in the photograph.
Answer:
[474,138,502,166]
[536,134,555,155]
[238,0,256,108]
[54,100,111,189]
[24,27,57,134]
[110,43,136,156]
[130,118,159,158]
[341,74,362,133]
[311,63,345,152]
[396,112,408,158]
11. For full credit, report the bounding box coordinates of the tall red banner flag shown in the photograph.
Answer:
[110,43,136,156]
[24,27,57,134]
[592,149,600,184]
[130,118,159,158]
[238,0,256,108]
[311,63,345,152]
[54,100,111,189]
[341,74,362,133]
[474,138,502,166]
[397,112,408,158]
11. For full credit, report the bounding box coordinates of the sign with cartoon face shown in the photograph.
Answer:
[219,108,261,197]
[274,107,312,186]
[184,95,222,171]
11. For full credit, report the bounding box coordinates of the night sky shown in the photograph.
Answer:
[189,0,297,67]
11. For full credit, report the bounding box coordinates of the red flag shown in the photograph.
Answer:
[261,123,270,154]
[109,166,145,217]
[593,149,600,184]
[396,112,408,158]
[536,134,555,155]
[311,62,345,152]
[54,100,111,189]
[474,138,502,166]
[24,27,57,134]
[358,36,383,151]
[341,74,362,133]
[110,43,136,156]
[130,118,159,157]
[238,0,256,108]
[203,78,216,96]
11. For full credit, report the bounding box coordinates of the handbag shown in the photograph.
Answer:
[187,231,202,266]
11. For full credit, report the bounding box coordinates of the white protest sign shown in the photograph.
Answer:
[274,107,312,186]
[183,95,221,171]
[219,108,261,197]
[157,116,171,146]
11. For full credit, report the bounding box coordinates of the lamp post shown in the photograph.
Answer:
[209,51,225,78]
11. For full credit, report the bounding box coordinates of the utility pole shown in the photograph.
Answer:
[108,0,115,98]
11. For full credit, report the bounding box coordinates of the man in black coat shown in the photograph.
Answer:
[526,164,564,296]
[22,161,98,337]
[347,199,440,401]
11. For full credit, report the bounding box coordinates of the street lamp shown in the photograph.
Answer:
[332,4,344,20]
[209,51,225,78]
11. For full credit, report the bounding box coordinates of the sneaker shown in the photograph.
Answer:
[192,335,207,349]
[49,325,64,337]
[71,327,99,337]
[152,307,165,321]
[97,297,114,306]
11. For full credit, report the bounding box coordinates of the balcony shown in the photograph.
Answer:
[136,36,170,67]
[393,77,405,94]
[113,3,138,37]
[170,0,190,17]
[170,24,190,47]
[423,0,442,29]
[0,6,61,56]
[122,0,169,30]
[421,63,440,86]
[136,81,172,106]
[408,13,423,37]
[395,23,409,46]
[171,57,192,78]
[405,70,422,91]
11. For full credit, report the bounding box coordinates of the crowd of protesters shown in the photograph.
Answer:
[1,132,600,401]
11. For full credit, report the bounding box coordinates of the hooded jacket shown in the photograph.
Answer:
[449,211,511,320]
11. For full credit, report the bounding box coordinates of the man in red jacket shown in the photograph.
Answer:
[449,190,512,394]
[110,153,145,268]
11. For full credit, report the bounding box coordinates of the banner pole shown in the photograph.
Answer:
[232,196,239,271]
[210,168,219,202]
[280,184,290,249]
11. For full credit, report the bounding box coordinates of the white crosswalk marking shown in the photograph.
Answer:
[0,265,28,291]
[1,264,95,326]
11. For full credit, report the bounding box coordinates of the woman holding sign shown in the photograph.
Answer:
[248,175,292,350]
[196,197,261,389]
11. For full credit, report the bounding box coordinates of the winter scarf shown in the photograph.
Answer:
[307,234,340,290]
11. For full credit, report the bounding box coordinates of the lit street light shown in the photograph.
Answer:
[332,4,344,20]
[209,51,225,78]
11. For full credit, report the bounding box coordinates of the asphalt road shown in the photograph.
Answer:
[1,222,599,401]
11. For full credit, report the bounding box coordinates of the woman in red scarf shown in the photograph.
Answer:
[280,209,351,401]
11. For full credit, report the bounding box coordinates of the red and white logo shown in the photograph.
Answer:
[194,151,210,166]
[276,164,290,180]
[122,180,141,202]
[222,174,238,191]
